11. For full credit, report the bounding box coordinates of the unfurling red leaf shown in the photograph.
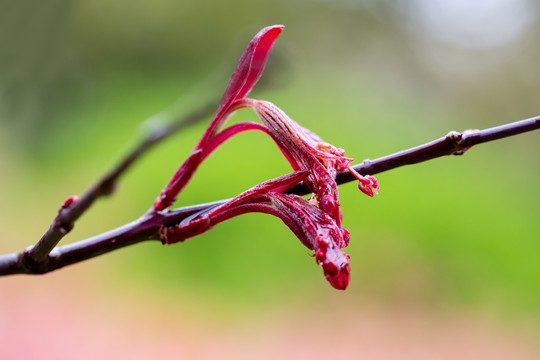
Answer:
[214,25,284,122]
[157,25,378,290]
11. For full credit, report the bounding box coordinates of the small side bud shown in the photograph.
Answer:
[62,196,80,209]
[453,129,480,155]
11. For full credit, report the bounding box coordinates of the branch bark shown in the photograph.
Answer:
[1,115,538,276]
[25,102,216,264]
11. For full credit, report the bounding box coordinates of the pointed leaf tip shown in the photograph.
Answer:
[241,25,284,98]
[215,25,285,120]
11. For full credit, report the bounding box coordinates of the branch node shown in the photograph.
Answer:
[22,246,50,274]
[56,211,75,235]
[446,130,462,143]
[360,159,373,173]
[58,223,74,235]
[453,129,480,155]
[444,131,466,155]
[100,179,116,196]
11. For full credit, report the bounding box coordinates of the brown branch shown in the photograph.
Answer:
[25,102,216,264]
[1,115,538,276]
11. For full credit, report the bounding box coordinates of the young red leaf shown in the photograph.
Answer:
[153,26,284,211]
[213,25,284,123]
[160,171,309,244]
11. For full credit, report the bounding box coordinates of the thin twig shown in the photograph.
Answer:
[1,115,538,276]
[25,102,216,264]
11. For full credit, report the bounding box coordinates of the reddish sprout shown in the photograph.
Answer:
[157,25,378,290]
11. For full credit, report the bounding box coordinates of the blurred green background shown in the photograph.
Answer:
[1,0,539,358]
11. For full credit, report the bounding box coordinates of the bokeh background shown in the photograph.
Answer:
[1,0,539,358]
